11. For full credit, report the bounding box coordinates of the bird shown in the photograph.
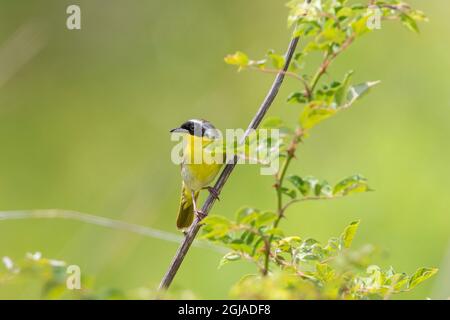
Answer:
[170,119,223,230]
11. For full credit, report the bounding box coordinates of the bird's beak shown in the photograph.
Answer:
[170,127,187,133]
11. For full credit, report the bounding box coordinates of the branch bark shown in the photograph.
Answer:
[158,35,300,291]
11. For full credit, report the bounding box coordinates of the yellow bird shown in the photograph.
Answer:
[170,119,223,229]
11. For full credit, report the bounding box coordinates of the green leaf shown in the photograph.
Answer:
[240,230,253,244]
[351,4,366,11]
[255,211,278,227]
[315,263,335,282]
[334,71,354,106]
[287,92,307,104]
[240,212,260,225]
[219,252,241,269]
[408,267,438,290]
[400,13,419,33]
[340,220,360,249]
[315,86,337,105]
[365,265,383,289]
[336,7,353,18]
[409,9,428,22]
[203,215,232,227]
[333,174,369,196]
[317,24,347,46]
[265,227,284,237]
[281,187,297,199]
[267,51,285,69]
[288,175,311,196]
[351,15,370,36]
[277,236,302,252]
[261,116,284,129]
[287,0,322,27]
[324,237,340,254]
[229,240,253,254]
[303,238,320,247]
[201,215,233,239]
[224,51,249,69]
[300,102,337,130]
[314,180,332,197]
[345,81,380,107]
[388,272,409,291]
[235,207,258,223]
[300,253,320,261]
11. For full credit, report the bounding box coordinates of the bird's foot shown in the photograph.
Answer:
[195,210,207,221]
[204,186,220,201]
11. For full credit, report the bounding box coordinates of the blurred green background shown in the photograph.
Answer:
[0,0,448,299]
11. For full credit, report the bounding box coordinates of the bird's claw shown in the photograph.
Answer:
[195,210,207,221]
[204,186,220,201]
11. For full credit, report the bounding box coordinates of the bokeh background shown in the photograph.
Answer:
[0,0,448,299]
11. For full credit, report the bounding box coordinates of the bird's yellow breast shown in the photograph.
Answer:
[181,134,222,191]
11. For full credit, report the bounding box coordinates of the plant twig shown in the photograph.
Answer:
[261,30,355,271]
[310,35,355,94]
[248,66,312,97]
[280,194,344,216]
[158,35,300,291]
[263,126,304,275]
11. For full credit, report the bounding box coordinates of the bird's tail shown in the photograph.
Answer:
[176,183,199,230]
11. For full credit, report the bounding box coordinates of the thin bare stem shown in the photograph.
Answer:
[280,194,344,216]
[261,34,357,274]
[262,127,304,275]
[158,36,300,291]
[310,35,355,94]
[248,66,312,97]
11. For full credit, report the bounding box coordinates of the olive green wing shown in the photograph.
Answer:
[176,182,199,230]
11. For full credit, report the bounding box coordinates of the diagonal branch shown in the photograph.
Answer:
[158,35,300,291]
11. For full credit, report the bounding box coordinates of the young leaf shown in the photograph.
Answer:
[265,227,284,237]
[236,207,258,223]
[281,187,297,199]
[224,51,249,70]
[315,263,335,282]
[299,102,337,130]
[340,220,360,249]
[408,267,438,290]
[345,81,380,107]
[219,252,241,269]
[203,215,232,227]
[288,175,311,196]
[315,180,332,197]
[351,15,370,36]
[336,7,353,19]
[277,236,302,252]
[202,215,233,239]
[287,92,308,104]
[333,174,369,196]
[408,9,428,23]
[255,211,278,227]
[229,240,253,254]
[261,116,284,129]
[334,71,354,106]
[400,13,419,33]
[324,237,340,254]
[267,51,286,69]
[317,24,347,47]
